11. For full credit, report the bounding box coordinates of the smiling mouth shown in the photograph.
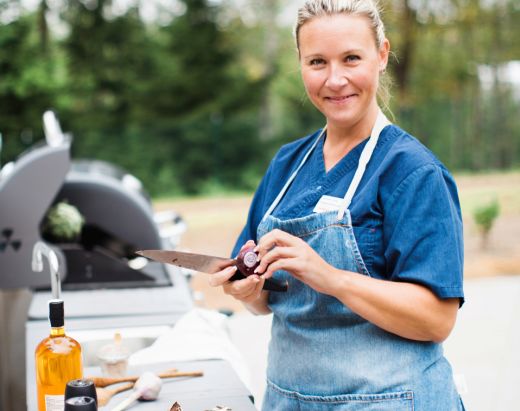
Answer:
[325,94,358,103]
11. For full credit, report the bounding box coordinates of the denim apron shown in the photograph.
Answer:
[258,110,463,411]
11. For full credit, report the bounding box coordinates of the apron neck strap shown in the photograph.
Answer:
[261,126,327,222]
[261,108,391,223]
[336,109,391,220]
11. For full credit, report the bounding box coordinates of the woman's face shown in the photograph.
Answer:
[298,14,389,131]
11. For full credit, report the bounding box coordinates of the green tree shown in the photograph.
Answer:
[148,0,268,193]
[163,0,233,115]
[0,11,61,162]
[60,0,172,192]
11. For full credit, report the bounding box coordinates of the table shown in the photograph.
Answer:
[86,359,257,410]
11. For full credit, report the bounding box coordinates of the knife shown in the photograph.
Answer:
[135,249,288,292]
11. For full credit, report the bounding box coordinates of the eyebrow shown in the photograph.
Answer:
[302,49,364,60]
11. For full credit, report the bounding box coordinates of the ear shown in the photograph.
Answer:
[379,38,390,72]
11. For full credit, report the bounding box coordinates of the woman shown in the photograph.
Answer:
[210,1,465,409]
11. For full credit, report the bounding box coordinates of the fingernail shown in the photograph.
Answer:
[229,266,237,272]
[252,276,259,283]
[254,267,260,273]
[253,246,259,252]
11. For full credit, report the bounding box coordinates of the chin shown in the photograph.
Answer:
[326,114,362,129]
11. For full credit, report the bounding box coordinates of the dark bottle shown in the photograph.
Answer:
[64,396,97,411]
[65,379,97,405]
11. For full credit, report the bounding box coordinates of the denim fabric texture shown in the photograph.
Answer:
[257,211,462,410]
[232,125,464,303]
[233,121,465,410]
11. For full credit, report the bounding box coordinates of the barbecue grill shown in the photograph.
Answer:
[0,111,187,293]
[0,112,193,411]
[44,158,174,290]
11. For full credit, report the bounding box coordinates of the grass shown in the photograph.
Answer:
[454,170,520,217]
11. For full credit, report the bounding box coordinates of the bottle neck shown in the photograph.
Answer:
[50,326,65,337]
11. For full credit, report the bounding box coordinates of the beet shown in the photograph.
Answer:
[236,246,259,276]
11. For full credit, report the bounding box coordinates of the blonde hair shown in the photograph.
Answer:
[295,0,392,110]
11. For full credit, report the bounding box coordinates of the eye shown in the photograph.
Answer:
[345,55,361,63]
[309,58,325,66]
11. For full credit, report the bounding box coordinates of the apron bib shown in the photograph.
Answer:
[258,110,463,411]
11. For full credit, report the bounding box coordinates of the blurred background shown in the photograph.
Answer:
[1,0,519,196]
[1,0,519,410]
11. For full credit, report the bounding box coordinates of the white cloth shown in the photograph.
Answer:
[129,308,251,388]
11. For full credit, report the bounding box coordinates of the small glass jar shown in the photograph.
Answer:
[96,333,130,378]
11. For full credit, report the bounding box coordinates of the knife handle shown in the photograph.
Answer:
[230,271,288,292]
[263,277,289,292]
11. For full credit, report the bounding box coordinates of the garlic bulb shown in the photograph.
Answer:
[134,371,162,400]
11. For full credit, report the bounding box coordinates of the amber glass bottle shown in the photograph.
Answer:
[35,300,83,411]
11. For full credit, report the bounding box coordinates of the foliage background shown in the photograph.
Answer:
[1,0,519,195]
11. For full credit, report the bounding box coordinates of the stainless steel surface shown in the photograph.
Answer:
[87,359,257,411]
[32,242,61,299]
[0,288,32,411]
[43,110,67,148]
[0,138,70,289]
[26,267,193,411]
[136,250,235,274]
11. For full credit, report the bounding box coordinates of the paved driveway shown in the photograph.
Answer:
[444,275,520,410]
[228,275,520,410]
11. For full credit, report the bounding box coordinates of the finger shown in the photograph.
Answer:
[208,265,238,287]
[229,276,260,299]
[263,257,301,280]
[238,275,266,301]
[242,276,266,302]
[255,229,296,259]
[243,239,256,248]
[235,240,257,258]
[240,239,256,252]
[254,246,297,274]
[223,275,259,297]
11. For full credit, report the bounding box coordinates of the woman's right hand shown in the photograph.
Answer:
[208,240,270,311]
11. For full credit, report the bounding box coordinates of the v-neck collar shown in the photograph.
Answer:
[317,132,370,178]
[271,125,395,219]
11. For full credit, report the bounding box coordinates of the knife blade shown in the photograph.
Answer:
[136,249,288,292]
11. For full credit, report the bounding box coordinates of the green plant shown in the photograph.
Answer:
[473,199,500,249]
[42,201,85,242]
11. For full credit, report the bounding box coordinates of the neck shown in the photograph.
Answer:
[326,103,379,146]
[323,103,380,171]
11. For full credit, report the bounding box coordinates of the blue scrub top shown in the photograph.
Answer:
[232,124,464,303]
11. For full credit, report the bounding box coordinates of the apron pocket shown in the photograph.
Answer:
[299,390,414,411]
[266,381,414,411]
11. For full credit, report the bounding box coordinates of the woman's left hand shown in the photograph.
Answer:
[254,228,337,294]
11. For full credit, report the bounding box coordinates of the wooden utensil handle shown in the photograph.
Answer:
[87,369,202,387]
[89,375,135,388]
[157,370,204,379]
[97,382,134,407]
[107,382,134,395]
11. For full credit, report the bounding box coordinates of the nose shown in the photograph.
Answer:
[325,63,348,89]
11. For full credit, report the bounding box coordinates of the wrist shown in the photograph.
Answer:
[244,291,271,315]
[329,267,354,300]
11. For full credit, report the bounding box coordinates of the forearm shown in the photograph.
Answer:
[244,290,271,315]
[331,269,459,342]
